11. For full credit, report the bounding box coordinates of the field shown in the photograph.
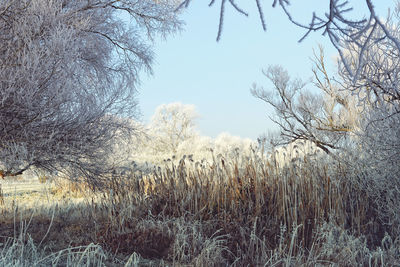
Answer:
[0,152,399,267]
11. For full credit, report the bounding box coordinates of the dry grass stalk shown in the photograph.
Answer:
[0,152,397,266]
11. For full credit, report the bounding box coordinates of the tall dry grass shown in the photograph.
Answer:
[87,151,395,265]
[0,151,398,266]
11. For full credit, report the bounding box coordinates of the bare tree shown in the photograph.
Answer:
[251,48,361,154]
[0,0,181,185]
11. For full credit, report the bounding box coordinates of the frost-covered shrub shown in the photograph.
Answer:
[351,104,400,236]
[131,131,256,165]
[315,222,400,266]
[361,105,400,178]
[213,132,255,157]
[121,103,258,165]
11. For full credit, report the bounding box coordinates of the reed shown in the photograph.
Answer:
[0,152,397,266]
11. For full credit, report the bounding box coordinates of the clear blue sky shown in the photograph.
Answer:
[138,0,394,140]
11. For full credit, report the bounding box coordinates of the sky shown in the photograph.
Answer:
[138,0,394,140]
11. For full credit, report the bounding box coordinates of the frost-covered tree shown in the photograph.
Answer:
[251,48,361,154]
[0,0,180,184]
[179,0,400,155]
[178,0,400,237]
[149,102,199,154]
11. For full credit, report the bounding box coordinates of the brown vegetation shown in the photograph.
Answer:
[0,153,398,266]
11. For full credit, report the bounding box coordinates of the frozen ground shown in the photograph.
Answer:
[0,179,51,196]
